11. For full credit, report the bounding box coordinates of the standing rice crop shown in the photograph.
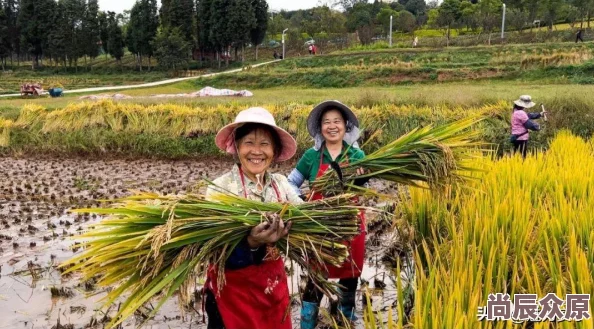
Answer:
[394,131,594,329]
[0,118,12,147]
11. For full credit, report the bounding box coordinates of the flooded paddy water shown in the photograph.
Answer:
[0,157,412,329]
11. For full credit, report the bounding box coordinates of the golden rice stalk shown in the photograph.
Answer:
[312,116,485,196]
[0,118,13,147]
[60,192,363,328]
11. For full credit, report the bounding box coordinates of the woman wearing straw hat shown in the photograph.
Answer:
[288,100,367,329]
[205,107,303,329]
[510,95,546,158]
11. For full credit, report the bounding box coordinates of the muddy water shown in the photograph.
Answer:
[0,157,410,329]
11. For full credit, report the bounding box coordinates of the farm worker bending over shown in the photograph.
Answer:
[205,107,303,329]
[288,100,368,329]
[510,95,547,158]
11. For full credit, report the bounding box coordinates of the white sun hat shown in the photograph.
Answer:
[514,95,536,109]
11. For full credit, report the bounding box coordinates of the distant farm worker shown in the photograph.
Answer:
[205,107,303,329]
[308,44,313,55]
[576,29,584,43]
[510,95,547,158]
[288,100,368,329]
[273,51,279,59]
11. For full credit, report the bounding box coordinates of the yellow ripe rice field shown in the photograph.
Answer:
[390,131,594,329]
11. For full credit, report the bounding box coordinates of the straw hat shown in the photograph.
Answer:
[215,107,297,162]
[306,100,361,150]
[514,95,536,109]
[307,100,359,137]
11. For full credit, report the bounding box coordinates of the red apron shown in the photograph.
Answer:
[205,169,292,329]
[311,148,366,279]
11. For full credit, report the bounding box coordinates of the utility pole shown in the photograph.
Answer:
[282,28,288,60]
[501,3,506,40]
[389,15,393,47]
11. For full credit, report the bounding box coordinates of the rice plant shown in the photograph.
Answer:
[0,118,12,147]
[392,131,594,329]
[312,116,486,196]
[61,191,364,328]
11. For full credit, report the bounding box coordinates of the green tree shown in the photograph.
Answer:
[47,0,67,66]
[0,5,9,70]
[196,0,214,56]
[127,0,158,70]
[389,2,405,11]
[2,0,18,67]
[161,0,195,45]
[376,7,398,35]
[210,0,233,66]
[268,11,289,42]
[98,11,109,57]
[227,0,254,62]
[335,0,368,12]
[18,0,55,68]
[435,0,461,46]
[478,0,502,44]
[427,0,439,9]
[396,10,417,34]
[459,0,478,31]
[250,0,268,60]
[523,0,541,30]
[153,27,191,70]
[405,0,427,24]
[505,7,528,32]
[541,0,567,30]
[126,2,140,64]
[346,2,375,45]
[565,4,580,28]
[59,0,86,68]
[107,11,125,65]
[83,0,101,65]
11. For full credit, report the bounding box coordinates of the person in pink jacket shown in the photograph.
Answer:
[510,95,547,158]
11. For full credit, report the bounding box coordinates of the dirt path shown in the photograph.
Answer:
[0,156,405,329]
[0,60,279,98]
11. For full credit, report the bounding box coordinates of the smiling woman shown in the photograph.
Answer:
[233,123,282,186]
[287,100,367,329]
[204,107,303,329]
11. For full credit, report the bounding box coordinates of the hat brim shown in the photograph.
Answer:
[215,122,297,162]
[307,100,359,137]
[514,100,536,108]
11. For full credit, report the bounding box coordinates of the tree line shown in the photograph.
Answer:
[428,0,594,46]
[1,0,592,71]
[0,0,268,70]
[271,0,593,47]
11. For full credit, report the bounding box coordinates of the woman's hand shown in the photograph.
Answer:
[353,167,370,187]
[247,214,292,248]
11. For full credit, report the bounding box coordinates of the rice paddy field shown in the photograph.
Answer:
[0,42,593,329]
[192,42,594,88]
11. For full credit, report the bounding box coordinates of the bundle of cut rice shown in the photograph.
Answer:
[61,191,362,328]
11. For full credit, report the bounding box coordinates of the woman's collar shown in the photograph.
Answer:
[233,164,271,186]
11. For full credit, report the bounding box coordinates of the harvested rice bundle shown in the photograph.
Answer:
[312,116,484,196]
[60,191,362,328]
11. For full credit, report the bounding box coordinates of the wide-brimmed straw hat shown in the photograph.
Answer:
[306,100,359,137]
[215,107,297,162]
[514,95,536,109]
[306,100,361,150]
